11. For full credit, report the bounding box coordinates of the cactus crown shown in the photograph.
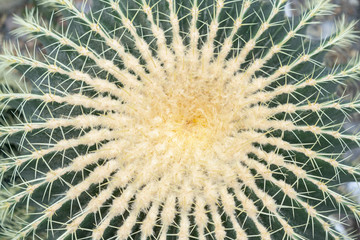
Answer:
[1,0,360,239]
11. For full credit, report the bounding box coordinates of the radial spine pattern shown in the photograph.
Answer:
[1,0,360,239]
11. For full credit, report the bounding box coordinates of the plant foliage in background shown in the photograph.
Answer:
[1,0,360,239]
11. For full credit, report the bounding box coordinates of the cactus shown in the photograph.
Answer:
[1,0,360,239]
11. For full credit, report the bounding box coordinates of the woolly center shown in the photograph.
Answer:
[130,63,244,168]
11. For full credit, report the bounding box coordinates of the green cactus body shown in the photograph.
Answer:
[1,0,360,239]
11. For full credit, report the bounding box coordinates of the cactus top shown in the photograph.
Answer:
[1,0,360,239]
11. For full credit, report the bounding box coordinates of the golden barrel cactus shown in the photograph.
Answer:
[1,0,360,239]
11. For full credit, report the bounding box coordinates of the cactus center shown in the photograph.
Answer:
[126,59,252,168]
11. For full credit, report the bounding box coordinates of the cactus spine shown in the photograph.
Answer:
[1,0,360,239]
